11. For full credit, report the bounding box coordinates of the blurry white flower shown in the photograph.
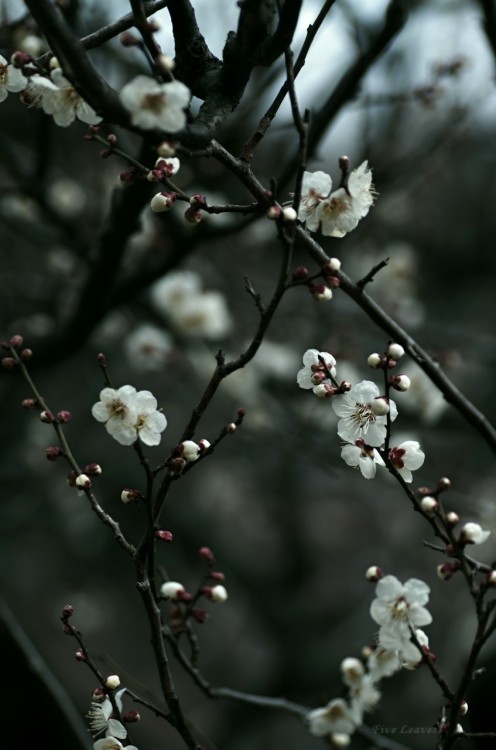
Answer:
[0,55,27,101]
[18,34,45,56]
[151,271,231,339]
[120,75,190,131]
[210,584,228,603]
[332,381,397,447]
[341,440,385,479]
[315,162,375,237]
[307,699,357,737]
[399,362,448,424]
[93,739,138,750]
[298,170,332,229]
[370,575,432,655]
[367,647,402,681]
[48,178,87,218]
[125,324,173,371]
[28,68,102,126]
[297,349,337,390]
[389,441,425,482]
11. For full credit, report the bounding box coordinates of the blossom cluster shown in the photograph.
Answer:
[307,573,432,745]
[297,347,425,480]
[298,162,375,238]
[92,385,167,446]
[87,685,139,750]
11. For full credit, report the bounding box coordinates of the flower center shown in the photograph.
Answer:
[109,399,128,418]
[142,91,165,113]
[389,596,409,621]
[350,402,375,430]
[135,413,147,430]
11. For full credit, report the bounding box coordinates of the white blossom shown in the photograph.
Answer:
[0,55,27,102]
[367,647,402,681]
[120,75,190,132]
[307,699,357,737]
[298,171,333,229]
[87,689,127,740]
[313,162,375,238]
[210,584,228,603]
[93,739,138,750]
[370,575,432,656]
[28,68,101,126]
[402,628,429,668]
[332,381,397,447]
[297,349,337,391]
[91,386,167,447]
[389,440,425,482]
[341,440,385,479]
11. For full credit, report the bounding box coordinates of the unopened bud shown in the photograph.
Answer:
[420,496,438,513]
[40,410,54,423]
[198,546,215,562]
[209,570,225,581]
[390,374,411,392]
[198,439,211,452]
[292,266,309,281]
[1,357,17,369]
[10,51,32,68]
[310,283,333,301]
[326,257,341,272]
[22,398,37,409]
[123,710,141,723]
[387,343,405,360]
[92,687,106,702]
[120,31,141,47]
[20,348,33,361]
[331,733,351,747]
[56,410,72,423]
[459,522,491,545]
[184,207,202,224]
[160,581,185,600]
[119,168,137,186]
[339,155,350,173]
[486,571,496,587]
[84,463,102,476]
[46,446,63,461]
[121,488,141,504]
[445,511,459,528]
[313,383,336,399]
[437,561,460,580]
[97,353,106,364]
[367,353,382,369]
[105,674,121,690]
[210,584,228,603]
[151,192,176,212]
[370,397,389,416]
[155,529,173,542]
[266,205,281,220]
[459,701,468,716]
[157,141,176,157]
[49,56,60,70]
[226,422,237,433]
[75,474,91,490]
[189,193,207,209]
[62,604,74,619]
[365,566,383,582]
[156,54,175,72]
[180,440,200,462]
[9,335,24,348]
[191,607,208,623]
[75,649,86,661]
[282,206,297,222]
[438,477,451,491]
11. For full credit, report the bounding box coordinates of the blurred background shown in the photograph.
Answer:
[2,0,496,748]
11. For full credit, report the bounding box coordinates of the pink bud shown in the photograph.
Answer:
[62,604,74,618]
[198,546,215,562]
[155,530,173,542]
[40,410,55,423]
[1,357,17,369]
[292,266,309,281]
[56,410,72,423]
[9,335,24,348]
[46,446,63,461]
[22,398,37,409]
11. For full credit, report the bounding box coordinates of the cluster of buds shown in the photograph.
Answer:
[266,204,298,223]
[148,156,180,182]
[1,334,32,368]
[313,380,352,400]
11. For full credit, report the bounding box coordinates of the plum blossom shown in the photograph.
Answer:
[91,386,167,446]
[0,55,27,102]
[332,381,397,447]
[389,440,425,482]
[93,739,138,750]
[297,171,333,229]
[28,68,101,126]
[316,162,375,237]
[341,440,385,479]
[297,349,337,391]
[120,75,190,132]
[307,699,357,737]
[87,690,127,740]
[370,575,432,656]
[124,324,173,371]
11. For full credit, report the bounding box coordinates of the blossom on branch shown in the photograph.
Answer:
[341,440,385,479]
[297,171,333,229]
[332,381,397,447]
[28,68,102,126]
[370,575,432,657]
[0,55,27,101]
[91,386,167,446]
[389,440,425,482]
[120,75,190,132]
[297,349,337,391]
